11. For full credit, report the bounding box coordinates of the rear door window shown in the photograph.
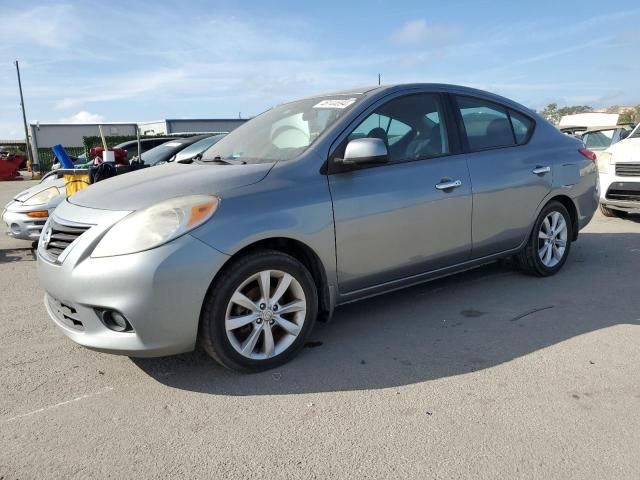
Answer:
[456,96,516,151]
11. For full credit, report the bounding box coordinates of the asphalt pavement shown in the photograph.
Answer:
[1,178,639,479]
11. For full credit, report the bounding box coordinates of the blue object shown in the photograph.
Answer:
[51,144,75,169]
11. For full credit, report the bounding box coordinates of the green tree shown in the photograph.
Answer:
[619,106,640,124]
[541,103,559,124]
[541,104,593,125]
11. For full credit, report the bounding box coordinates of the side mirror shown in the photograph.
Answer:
[338,138,389,166]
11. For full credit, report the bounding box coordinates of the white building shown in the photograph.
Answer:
[138,118,246,135]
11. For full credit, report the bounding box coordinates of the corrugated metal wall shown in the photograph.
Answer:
[31,124,138,148]
[30,123,138,166]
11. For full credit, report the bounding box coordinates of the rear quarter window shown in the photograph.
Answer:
[509,110,534,144]
[456,96,515,151]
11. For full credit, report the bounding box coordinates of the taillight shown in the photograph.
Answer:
[579,147,597,162]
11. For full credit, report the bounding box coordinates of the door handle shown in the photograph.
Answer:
[435,179,462,190]
[532,166,551,175]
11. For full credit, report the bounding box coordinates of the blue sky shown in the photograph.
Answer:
[1,0,639,138]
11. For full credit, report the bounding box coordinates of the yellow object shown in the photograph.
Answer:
[64,173,90,197]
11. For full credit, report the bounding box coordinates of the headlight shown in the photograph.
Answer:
[596,151,611,174]
[91,195,220,258]
[22,187,62,206]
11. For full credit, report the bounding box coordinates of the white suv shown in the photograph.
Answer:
[597,124,640,217]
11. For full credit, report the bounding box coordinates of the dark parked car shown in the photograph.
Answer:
[115,138,174,161]
[138,134,221,166]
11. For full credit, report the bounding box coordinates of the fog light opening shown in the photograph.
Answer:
[97,309,134,332]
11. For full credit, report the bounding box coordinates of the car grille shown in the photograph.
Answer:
[43,219,91,262]
[605,182,640,202]
[615,163,640,177]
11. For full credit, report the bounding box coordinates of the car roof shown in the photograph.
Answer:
[114,138,173,149]
[293,83,536,115]
[173,134,218,145]
[147,134,215,148]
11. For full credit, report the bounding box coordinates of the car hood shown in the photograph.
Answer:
[68,162,274,211]
[608,138,640,163]
[14,178,65,202]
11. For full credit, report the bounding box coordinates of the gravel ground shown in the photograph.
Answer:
[1,179,639,479]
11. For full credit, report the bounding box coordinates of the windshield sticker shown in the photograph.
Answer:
[313,98,357,109]
[163,142,183,147]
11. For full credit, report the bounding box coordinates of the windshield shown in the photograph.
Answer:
[140,140,185,165]
[583,130,614,150]
[202,94,362,164]
[174,135,225,162]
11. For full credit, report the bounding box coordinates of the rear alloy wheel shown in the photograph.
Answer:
[537,211,568,268]
[515,201,572,276]
[199,250,317,372]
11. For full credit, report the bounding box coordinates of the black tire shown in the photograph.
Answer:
[199,250,318,372]
[515,201,573,277]
[599,204,626,218]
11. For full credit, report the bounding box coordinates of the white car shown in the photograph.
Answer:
[597,124,640,217]
[2,177,66,242]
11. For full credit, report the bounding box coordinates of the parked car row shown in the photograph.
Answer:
[33,84,599,372]
[2,134,225,243]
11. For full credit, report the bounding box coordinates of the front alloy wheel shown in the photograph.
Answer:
[225,270,306,360]
[200,250,318,372]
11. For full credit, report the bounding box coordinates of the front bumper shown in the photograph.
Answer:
[2,202,48,241]
[599,170,640,211]
[37,201,229,357]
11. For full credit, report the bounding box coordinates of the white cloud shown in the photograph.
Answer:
[55,69,188,109]
[60,111,105,123]
[0,5,81,51]
[390,20,461,46]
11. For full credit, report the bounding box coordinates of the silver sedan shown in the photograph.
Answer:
[37,84,598,372]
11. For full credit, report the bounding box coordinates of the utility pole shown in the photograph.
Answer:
[15,60,37,177]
